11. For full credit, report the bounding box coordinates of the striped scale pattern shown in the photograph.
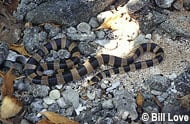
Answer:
[24,38,164,86]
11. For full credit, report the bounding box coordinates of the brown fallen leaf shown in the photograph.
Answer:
[0,67,17,98]
[37,119,54,124]
[1,0,19,14]
[9,43,31,57]
[0,95,23,119]
[177,93,190,110]
[136,91,144,115]
[40,111,79,124]
[136,91,144,107]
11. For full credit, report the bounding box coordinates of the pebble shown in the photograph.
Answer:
[44,23,61,38]
[66,27,77,34]
[31,100,43,112]
[89,17,99,28]
[58,49,71,59]
[6,50,26,64]
[113,90,138,120]
[78,42,95,55]
[49,89,61,100]
[56,97,68,108]
[145,34,152,39]
[30,85,50,97]
[67,30,96,42]
[155,0,174,8]
[167,73,177,80]
[101,83,107,89]
[87,91,96,100]
[151,90,162,96]
[94,39,117,49]
[75,104,87,115]
[106,81,121,92]
[102,99,114,109]
[25,113,40,124]
[55,84,63,89]
[126,0,145,13]
[62,88,80,109]
[43,97,56,105]
[77,22,91,33]
[65,107,75,116]
[48,103,60,112]
[95,30,105,39]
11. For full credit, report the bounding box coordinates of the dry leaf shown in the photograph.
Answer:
[0,95,23,119]
[178,93,190,110]
[96,7,131,30]
[136,91,144,107]
[0,67,17,98]
[136,91,144,115]
[9,44,31,57]
[37,119,54,124]
[1,0,19,14]
[41,111,79,124]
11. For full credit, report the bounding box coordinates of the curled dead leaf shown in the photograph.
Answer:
[0,95,23,119]
[40,111,79,124]
[96,7,131,30]
[0,67,17,98]
[136,91,144,107]
[177,93,190,110]
[9,44,31,57]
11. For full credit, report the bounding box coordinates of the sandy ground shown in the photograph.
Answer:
[95,32,190,89]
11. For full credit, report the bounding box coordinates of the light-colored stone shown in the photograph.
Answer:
[43,97,55,105]
[77,22,91,33]
[49,89,61,100]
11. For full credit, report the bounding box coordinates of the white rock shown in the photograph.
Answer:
[49,89,61,100]
[121,111,130,120]
[106,81,121,92]
[151,90,162,96]
[43,97,55,105]
[77,22,91,33]
[55,84,63,89]
[145,34,152,39]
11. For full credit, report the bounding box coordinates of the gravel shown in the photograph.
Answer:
[0,1,190,123]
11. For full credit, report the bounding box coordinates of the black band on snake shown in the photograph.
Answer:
[24,38,164,86]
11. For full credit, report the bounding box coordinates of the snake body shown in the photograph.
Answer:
[24,38,164,86]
